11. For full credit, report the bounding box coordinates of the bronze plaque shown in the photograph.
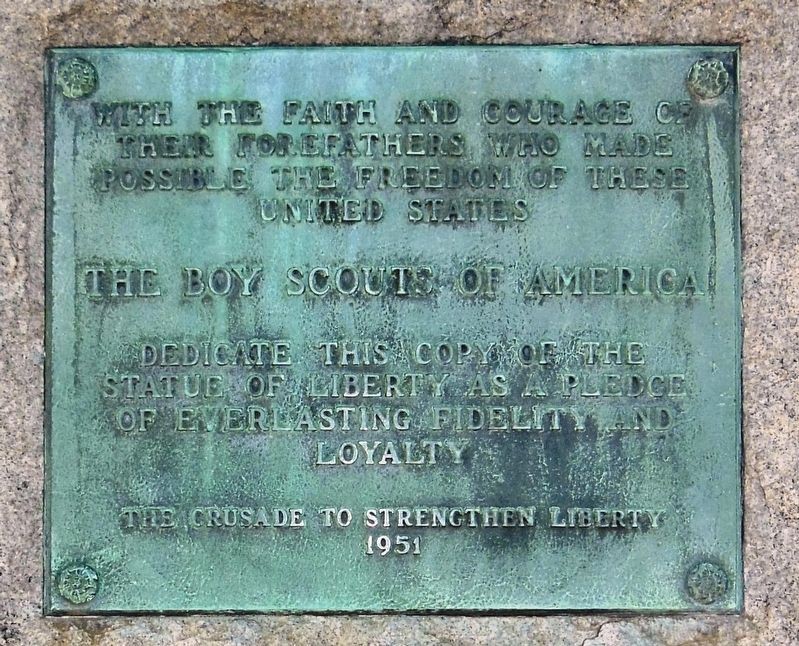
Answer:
[45,46,741,613]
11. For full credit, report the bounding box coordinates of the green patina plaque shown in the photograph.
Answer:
[44,46,741,614]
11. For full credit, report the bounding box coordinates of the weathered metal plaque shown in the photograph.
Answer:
[45,46,741,614]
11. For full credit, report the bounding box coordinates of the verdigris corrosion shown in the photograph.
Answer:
[44,46,741,613]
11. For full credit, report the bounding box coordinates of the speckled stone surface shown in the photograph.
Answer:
[0,1,796,643]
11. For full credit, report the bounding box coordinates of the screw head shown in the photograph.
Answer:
[685,561,729,604]
[56,565,99,604]
[55,57,97,99]
[687,59,730,100]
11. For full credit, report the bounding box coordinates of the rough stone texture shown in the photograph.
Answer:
[0,0,796,643]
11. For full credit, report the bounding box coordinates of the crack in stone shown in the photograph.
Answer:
[579,620,613,646]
